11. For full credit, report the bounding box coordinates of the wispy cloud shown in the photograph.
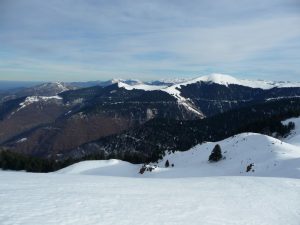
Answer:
[0,0,300,81]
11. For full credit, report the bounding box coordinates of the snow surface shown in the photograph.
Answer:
[1,172,300,225]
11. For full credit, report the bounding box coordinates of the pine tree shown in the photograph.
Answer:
[165,160,170,168]
[208,144,223,162]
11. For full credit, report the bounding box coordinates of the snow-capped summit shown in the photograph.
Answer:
[18,82,71,97]
[172,73,300,90]
[168,73,272,89]
[36,82,69,91]
[193,73,243,87]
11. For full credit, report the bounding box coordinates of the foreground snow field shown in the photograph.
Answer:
[1,172,300,225]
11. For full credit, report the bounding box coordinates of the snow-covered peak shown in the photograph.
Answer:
[168,73,272,89]
[18,82,71,97]
[193,73,242,86]
[170,73,300,90]
[37,82,69,92]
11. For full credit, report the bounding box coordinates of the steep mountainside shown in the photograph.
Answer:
[54,98,300,162]
[1,84,197,157]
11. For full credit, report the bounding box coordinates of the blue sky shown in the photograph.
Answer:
[0,0,300,82]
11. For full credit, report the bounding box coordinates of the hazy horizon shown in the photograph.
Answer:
[1,73,300,84]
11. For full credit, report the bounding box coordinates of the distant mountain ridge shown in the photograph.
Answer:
[1,73,300,160]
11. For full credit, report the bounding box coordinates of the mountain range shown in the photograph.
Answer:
[1,73,300,162]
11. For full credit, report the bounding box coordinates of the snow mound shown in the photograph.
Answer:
[57,159,140,177]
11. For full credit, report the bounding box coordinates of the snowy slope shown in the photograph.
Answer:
[153,133,300,178]
[161,82,204,117]
[58,132,300,179]
[283,117,300,147]
[10,95,63,115]
[0,172,300,225]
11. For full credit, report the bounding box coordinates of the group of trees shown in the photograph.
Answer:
[0,150,77,172]
[0,149,155,173]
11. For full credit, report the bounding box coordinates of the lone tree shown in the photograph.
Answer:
[209,144,223,162]
[165,160,170,168]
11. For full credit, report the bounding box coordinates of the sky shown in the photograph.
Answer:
[0,0,300,82]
